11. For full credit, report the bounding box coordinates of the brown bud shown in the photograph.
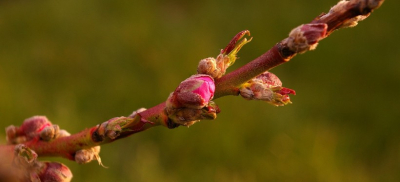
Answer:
[167,101,220,127]
[40,125,60,141]
[197,57,223,78]
[75,146,104,167]
[286,23,327,53]
[5,125,18,144]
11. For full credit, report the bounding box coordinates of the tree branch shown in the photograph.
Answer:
[1,0,385,171]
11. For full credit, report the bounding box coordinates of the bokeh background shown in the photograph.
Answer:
[0,0,398,181]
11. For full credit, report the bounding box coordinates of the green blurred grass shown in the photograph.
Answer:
[1,0,399,181]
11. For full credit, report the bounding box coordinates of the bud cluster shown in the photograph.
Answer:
[239,72,296,106]
[6,116,70,144]
[197,30,252,79]
[166,74,219,127]
[13,144,73,182]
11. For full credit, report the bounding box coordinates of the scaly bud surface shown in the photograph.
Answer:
[36,162,73,182]
[20,116,52,141]
[40,125,60,141]
[166,74,219,127]
[75,146,104,167]
[239,72,296,106]
[285,23,327,54]
[198,30,252,78]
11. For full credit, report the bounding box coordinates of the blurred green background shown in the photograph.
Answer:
[0,0,398,181]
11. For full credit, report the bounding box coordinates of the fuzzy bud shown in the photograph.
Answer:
[6,124,30,144]
[75,146,104,167]
[5,125,18,143]
[239,72,296,106]
[197,57,224,79]
[197,30,252,79]
[286,23,327,54]
[35,162,73,182]
[20,116,52,141]
[40,125,60,141]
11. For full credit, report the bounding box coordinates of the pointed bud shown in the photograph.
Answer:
[221,30,252,58]
[239,72,296,106]
[58,129,71,138]
[198,30,252,79]
[286,23,327,53]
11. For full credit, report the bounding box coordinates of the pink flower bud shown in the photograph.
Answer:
[20,116,52,141]
[36,162,73,182]
[190,76,215,103]
[166,74,218,127]
[166,74,215,110]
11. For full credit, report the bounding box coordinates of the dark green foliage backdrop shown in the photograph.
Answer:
[0,0,398,181]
